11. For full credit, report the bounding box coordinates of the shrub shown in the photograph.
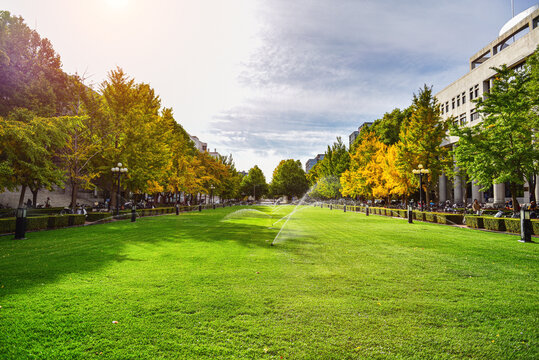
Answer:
[47,215,69,229]
[0,218,16,234]
[532,220,539,235]
[436,213,464,225]
[26,216,49,231]
[504,218,521,233]
[465,216,484,229]
[483,217,506,232]
[425,212,437,223]
[413,211,425,221]
[87,212,113,222]
[69,214,86,226]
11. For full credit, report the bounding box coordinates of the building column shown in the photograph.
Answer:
[454,174,463,204]
[439,174,447,203]
[493,183,505,206]
[471,181,482,203]
[535,175,539,202]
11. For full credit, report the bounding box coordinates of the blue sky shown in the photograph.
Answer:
[3,0,538,178]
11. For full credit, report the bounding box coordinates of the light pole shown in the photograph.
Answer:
[111,163,128,216]
[412,164,430,211]
[210,184,215,206]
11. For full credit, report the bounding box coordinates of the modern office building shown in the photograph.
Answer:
[305,154,325,173]
[348,122,373,149]
[436,4,539,205]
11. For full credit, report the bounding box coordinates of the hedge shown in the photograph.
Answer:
[69,214,86,226]
[0,218,16,234]
[413,211,425,221]
[533,220,539,235]
[47,215,69,229]
[465,216,484,229]
[27,216,50,231]
[425,212,437,223]
[483,217,506,232]
[504,218,521,234]
[436,213,464,225]
[86,212,113,222]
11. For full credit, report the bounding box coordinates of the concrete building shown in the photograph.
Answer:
[348,131,359,149]
[305,154,325,173]
[348,122,373,149]
[189,135,208,152]
[436,5,539,205]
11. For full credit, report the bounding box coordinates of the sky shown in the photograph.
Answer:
[2,0,538,179]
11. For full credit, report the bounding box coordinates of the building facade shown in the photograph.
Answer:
[305,154,325,173]
[436,5,539,205]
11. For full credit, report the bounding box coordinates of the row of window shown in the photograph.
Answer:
[451,109,479,126]
[441,84,480,115]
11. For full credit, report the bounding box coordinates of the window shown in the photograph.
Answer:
[474,84,479,98]
[445,102,449,113]
[460,113,467,126]
[441,106,444,115]
[470,109,479,122]
[462,92,466,104]
[457,95,460,107]
[452,98,455,109]
[469,87,474,100]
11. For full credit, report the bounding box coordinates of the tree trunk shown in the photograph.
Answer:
[18,185,27,208]
[509,182,520,212]
[71,182,78,211]
[528,174,536,203]
[425,179,430,208]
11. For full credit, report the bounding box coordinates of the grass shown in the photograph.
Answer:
[0,205,537,359]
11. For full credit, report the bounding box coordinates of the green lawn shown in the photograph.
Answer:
[0,206,537,359]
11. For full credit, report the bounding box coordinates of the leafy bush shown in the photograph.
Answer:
[465,216,484,229]
[69,214,86,226]
[87,212,113,222]
[425,212,437,223]
[27,216,49,230]
[47,215,69,229]
[504,218,521,233]
[413,211,425,221]
[0,218,16,234]
[483,217,506,232]
[436,213,464,225]
[532,220,539,235]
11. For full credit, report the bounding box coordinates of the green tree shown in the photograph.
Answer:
[451,64,538,210]
[0,11,70,117]
[0,116,67,207]
[270,159,309,199]
[240,166,268,200]
[396,85,451,205]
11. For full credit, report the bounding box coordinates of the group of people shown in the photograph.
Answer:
[25,197,51,208]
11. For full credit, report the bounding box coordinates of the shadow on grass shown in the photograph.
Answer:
[0,207,288,299]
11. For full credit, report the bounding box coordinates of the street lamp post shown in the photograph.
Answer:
[412,164,430,211]
[111,163,128,216]
[210,184,215,209]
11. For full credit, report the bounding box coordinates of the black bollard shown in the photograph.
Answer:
[343,205,346,212]
[176,204,179,215]
[520,208,532,242]
[330,205,332,210]
[213,204,216,210]
[131,205,136,222]
[14,207,27,240]
[199,204,202,212]
[366,205,369,216]
[407,205,413,224]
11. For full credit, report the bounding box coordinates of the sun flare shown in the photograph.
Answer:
[105,0,128,9]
